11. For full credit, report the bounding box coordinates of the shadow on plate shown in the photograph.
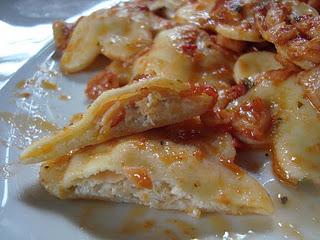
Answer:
[20,183,274,240]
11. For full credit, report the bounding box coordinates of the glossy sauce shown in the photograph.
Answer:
[59,95,71,101]
[131,121,213,165]
[110,107,126,128]
[85,70,120,100]
[219,158,243,177]
[15,79,35,89]
[168,219,198,239]
[0,112,57,148]
[16,80,28,89]
[119,206,155,235]
[131,120,242,178]
[121,219,155,235]
[16,92,32,98]
[41,80,58,90]
[125,167,153,189]
[163,229,179,240]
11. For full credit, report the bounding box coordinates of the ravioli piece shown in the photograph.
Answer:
[132,25,236,86]
[175,1,216,30]
[20,78,216,164]
[210,0,264,42]
[228,73,320,185]
[40,120,273,215]
[298,66,320,112]
[60,1,170,73]
[255,0,319,70]
[272,78,320,185]
[233,51,283,84]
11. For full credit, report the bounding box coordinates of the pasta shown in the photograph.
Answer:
[22,0,320,216]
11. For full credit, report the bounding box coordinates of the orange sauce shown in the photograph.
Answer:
[110,107,126,128]
[143,220,155,230]
[239,59,250,77]
[69,113,83,125]
[59,95,71,101]
[119,206,154,235]
[192,149,205,161]
[125,167,153,189]
[164,229,179,240]
[168,219,198,239]
[121,219,155,235]
[219,158,243,177]
[131,120,219,165]
[15,79,35,89]
[306,143,320,154]
[217,192,231,205]
[16,92,31,98]
[41,80,58,90]
[180,84,218,100]
[161,151,187,165]
[16,80,27,89]
[134,138,147,150]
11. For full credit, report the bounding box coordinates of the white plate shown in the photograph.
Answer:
[0,9,320,240]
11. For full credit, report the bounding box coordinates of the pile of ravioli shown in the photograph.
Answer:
[21,0,320,216]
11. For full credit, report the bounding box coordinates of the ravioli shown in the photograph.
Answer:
[20,78,216,163]
[210,0,264,42]
[233,51,283,84]
[60,1,171,73]
[298,66,320,112]
[40,120,273,215]
[132,25,236,87]
[273,78,320,185]
[228,72,320,185]
[175,1,216,30]
[255,0,319,69]
[20,0,320,217]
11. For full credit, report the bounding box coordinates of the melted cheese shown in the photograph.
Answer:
[63,121,273,214]
[20,78,214,163]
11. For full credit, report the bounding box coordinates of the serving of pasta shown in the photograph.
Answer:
[20,0,320,217]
